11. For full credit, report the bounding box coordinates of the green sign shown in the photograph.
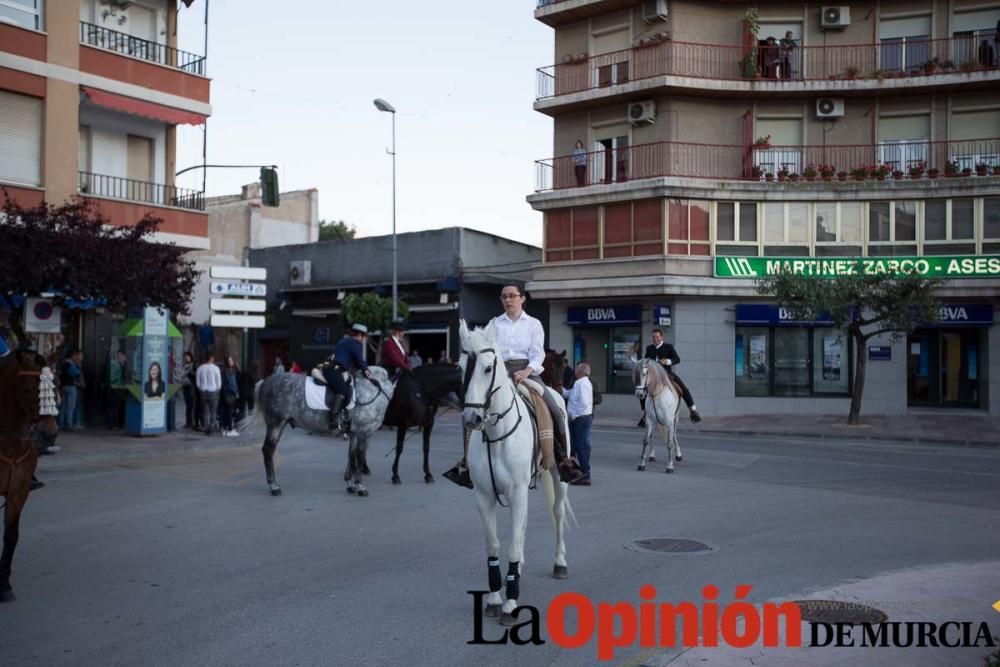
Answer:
[715,255,1000,279]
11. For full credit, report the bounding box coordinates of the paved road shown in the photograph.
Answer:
[4,414,1000,666]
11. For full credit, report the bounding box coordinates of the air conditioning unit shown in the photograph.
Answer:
[629,100,657,126]
[820,6,850,30]
[642,0,668,24]
[289,260,311,286]
[816,97,845,119]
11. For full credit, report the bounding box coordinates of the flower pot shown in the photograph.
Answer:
[765,174,774,182]
[822,175,833,182]
[838,174,848,182]
[875,175,886,181]
[976,168,988,176]
[993,167,1000,176]
[777,175,787,182]
[962,169,972,177]
[789,175,800,182]
[805,175,816,182]
[927,171,939,179]
[893,174,903,180]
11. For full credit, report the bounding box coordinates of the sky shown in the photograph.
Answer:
[176,1,553,247]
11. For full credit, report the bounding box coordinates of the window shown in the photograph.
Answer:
[78,125,91,192]
[952,9,1000,66]
[604,199,664,258]
[754,118,803,176]
[735,326,851,397]
[544,207,599,262]
[923,199,976,255]
[814,202,863,256]
[667,199,709,255]
[0,90,42,186]
[868,201,917,256]
[950,110,1000,171]
[592,28,630,88]
[763,202,809,255]
[879,15,931,72]
[715,202,759,256]
[0,0,43,30]
[593,133,629,184]
[878,115,930,170]
[985,198,1000,254]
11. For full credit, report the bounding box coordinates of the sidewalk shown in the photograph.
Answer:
[598,412,1000,447]
[37,425,261,470]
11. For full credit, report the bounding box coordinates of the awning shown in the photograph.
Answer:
[81,86,207,125]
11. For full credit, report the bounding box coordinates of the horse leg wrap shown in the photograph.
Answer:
[488,558,502,593]
[505,562,520,601]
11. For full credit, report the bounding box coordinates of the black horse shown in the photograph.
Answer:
[382,363,463,484]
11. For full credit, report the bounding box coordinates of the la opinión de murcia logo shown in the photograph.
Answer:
[467,585,998,661]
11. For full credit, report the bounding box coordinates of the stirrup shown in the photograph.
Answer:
[443,461,473,489]
[558,458,585,484]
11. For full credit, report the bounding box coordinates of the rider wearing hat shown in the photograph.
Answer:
[323,323,373,430]
[444,284,585,488]
[380,319,411,380]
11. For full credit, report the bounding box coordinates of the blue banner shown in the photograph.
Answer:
[567,305,641,326]
[653,305,672,327]
[735,304,834,326]
[868,346,892,361]
[935,304,993,326]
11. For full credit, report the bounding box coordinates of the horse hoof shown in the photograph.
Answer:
[269,487,282,496]
[343,473,351,482]
[484,604,502,618]
[675,454,683,462]
[665,467,674,474]
[552,564,568,579]
[346,485,357,494]
[499,612,517,626]
[362,465,372,475]
[356,488,369,497]
[637,465,645,471]
[0,590,14,603]
[424,474,435,484]
[391,476,401,485]
[649,455,657,462]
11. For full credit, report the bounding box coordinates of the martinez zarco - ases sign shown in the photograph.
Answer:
[715,255,1000,279]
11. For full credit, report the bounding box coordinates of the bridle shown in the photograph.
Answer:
[353,373,392,407]
[463,347,527,508]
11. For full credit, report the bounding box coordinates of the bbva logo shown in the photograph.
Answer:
[587,308,618,321]
[939,306,968,321]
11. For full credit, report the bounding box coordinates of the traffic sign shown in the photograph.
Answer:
[211,314,265,329]
[210,298,266,313]
[210,282,266,297]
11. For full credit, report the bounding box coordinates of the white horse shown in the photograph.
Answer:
[634,358,682,472]
[459,320,574,626]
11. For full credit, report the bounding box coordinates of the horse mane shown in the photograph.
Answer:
[412,363,462,403]
[466,326,497,354]
[635,358,672,394]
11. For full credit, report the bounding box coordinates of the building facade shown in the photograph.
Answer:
[248,228,544,374]
[1,0,210,420]
[528,0,1000,416]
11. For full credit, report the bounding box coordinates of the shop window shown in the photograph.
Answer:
[573,326,640,395]
[736,326,850,397]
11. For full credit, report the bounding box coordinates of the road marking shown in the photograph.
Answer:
[993,599,1000,613]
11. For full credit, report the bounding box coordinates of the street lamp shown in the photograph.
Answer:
[373,98,398,321]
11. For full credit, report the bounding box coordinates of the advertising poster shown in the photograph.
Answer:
[822,336,843,381]
[141,307,168,432]
[735,335,745,377]
[749,334,767,379]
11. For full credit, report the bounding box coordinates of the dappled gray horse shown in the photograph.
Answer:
[250,367,394,497]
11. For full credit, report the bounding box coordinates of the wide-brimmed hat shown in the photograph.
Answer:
[388,319,407,331]
[350,323,369,335]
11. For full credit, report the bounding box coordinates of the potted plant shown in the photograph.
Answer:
[945,161,960,177]
[837,170,848,182]
[927,167,940,179]
[869,164,890,181]
[751,165,763,180]
[892,169,904,180]
[844,66,859,80]
[907,161,926,179]
[765,172,774,182]
[752,134,772,149]
[819,164,836,181]
[777,169,789,182]
[789,172,801,182]
[993,164,1000,176]
[975,163,989,176]
[962,167,973,177]
[851,166,867,181]
[803,164,818,181]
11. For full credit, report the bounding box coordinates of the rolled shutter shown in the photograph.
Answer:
[0,90,43,186]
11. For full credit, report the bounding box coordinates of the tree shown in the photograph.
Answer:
[0,193,199,347]
[341,293,408,358]
[318,220,356,241]
[756,266,940,425]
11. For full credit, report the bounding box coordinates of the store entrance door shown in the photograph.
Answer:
[907,328,981,407]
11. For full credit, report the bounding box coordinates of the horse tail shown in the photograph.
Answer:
[539,467,578,530]
[238,380,266,432]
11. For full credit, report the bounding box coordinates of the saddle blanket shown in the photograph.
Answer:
[304,377,355,412]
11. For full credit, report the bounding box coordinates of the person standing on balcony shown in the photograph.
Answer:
[572,140,588,187]
[779,31,797,79]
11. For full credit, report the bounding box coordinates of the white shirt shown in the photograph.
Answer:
[196,362,222,392]
[561,376,593,420]
[492,311,545,374]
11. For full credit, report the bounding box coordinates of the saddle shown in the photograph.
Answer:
[310,363,353,408]
[514,381,556,472]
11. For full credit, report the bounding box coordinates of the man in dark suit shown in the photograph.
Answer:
[639,328,701,426]
[380,320,411,379]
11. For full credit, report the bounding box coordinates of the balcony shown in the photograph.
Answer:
[534,0,640,27]
[79,172,205,211]
[534,137,1000,192]
[80,22,206,75]
[535,35,1000,110]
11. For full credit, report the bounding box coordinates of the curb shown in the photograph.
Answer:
[36,435,262,471]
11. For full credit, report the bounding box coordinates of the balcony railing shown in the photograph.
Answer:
[80,22,206,76]
[79,172,205,211]
[534,137,1000,192]
[537,34,999,99]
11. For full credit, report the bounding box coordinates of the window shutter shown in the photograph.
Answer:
[0,90,43,186]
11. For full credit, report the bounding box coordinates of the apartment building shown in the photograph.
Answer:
[1,0,210,418]
[527,0,1000,416]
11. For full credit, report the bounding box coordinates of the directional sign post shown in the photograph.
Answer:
[209,266,268,329]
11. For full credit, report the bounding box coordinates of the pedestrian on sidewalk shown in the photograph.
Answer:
[180,352,195,428]
[220,356,240,437]
[196,352,221,435]
[59,349,84,431]
[561,361,594,485]
[104,350,127,429]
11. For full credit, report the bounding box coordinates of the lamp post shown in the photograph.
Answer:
[373,98,398,321]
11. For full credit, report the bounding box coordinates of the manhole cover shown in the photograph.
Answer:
[625,538,714,555]
[792,600,888,624]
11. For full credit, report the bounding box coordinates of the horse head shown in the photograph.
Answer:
[2,350,59,439]
[459,319,504,431]
[541,349,568,390]
[634,357,652,401]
